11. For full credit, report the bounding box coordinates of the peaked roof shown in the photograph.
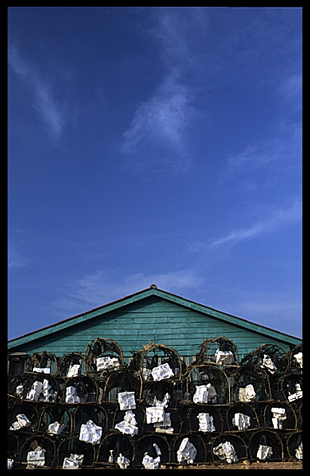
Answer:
[8,285,301,349]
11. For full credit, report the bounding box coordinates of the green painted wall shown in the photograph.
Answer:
[9,296,294,360]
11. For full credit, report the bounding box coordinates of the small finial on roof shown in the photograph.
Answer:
[150,284,157,289]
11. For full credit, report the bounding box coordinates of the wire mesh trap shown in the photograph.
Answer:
[171,433,207,464]
[103,367,143,402]
[8,402,40,433]
[240,344,287,374]
[264,402,297,431]
[7,337,303,468]
[57,435,97,468]
[225,402,259,432]
[286,431,303,461]
[186,405,223,434]
[182,363,230,404]
[38,405,73,436]
[196,337,239,366]
[19,435,56,468]
[134,433,170,467]
[72,404,107,435]
[58,352,85,378]
[232,363,271,402]
[248,430,284,462]
[25,351,58,376]
[63,375,98,404]
[84,338,125,377]
[271,371,303,403]
[129,342,184,382]
[210,434,248,464]
[96,430,135,467]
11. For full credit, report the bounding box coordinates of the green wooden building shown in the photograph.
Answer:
[7,285,301,373]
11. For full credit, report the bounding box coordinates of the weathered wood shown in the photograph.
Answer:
[8,288,300,361]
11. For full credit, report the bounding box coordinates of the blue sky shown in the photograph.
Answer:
[8,7,302,341]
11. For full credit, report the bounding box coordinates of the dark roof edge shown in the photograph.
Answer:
[153,288,302,344]
[8,286,150,343]
[8,286,302,347]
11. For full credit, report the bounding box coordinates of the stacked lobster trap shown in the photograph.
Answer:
[7,338,302,469]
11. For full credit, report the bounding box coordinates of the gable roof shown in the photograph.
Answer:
[8,285,301,350]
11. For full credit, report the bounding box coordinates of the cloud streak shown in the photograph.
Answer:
[120,9,209,174]
[54,268,202,315]
[150,7,209,69]
[8,244,27,269]
[227,121,301,175]
[8,44,65,140]
[210,198,301,247]
[120,72,194,173]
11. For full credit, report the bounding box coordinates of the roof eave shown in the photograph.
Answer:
[8,286,302,349]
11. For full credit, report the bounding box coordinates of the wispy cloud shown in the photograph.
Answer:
[220,121,302,203]
[227,122,301,173]
[8,44,65,140]
[278,73,302,101]
[210,198,302,248]
[212,285,302,338]
[8,245,27,269]
[150,7,209,69]
[54,268,202,315]
[120,72,194,173]
[120,9,208,174]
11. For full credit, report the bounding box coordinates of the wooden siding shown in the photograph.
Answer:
[9,296,294,360]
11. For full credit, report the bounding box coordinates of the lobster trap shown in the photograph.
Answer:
[19,435,56,468]
[248,430,284,461]
[71,404,107,435]
[225,402,259,432]
[286,431,303,461]
[134,433,171,467]
[8,373,31,402]
[186,405,223,434]
[21,372,60,403]
[210,433,248,464]
[240,344,287,374]
[282,344,302,373]
[58,352,85,378]
[7,336,303,468]
[38,405,73,436]
[25,351,58,376]
[63,375,99,404]
[8,402,40,433]
[272,371,303,403]
[143,405,183,435]
[84,338,125,377]
[264,402,297,431]
[112,404,144,432]
[96,430,135,468]
[57,435,97,468]
[231,363,272,402]
[142,378,177,408]
[129,342,184,382]
[182,363,230,404]
[171,433,207,464]
[103,367,143,402]
[196,337,239,367]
